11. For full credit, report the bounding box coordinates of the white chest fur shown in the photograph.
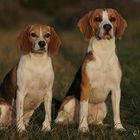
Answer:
[17,53,54,111]
[86,37,122,103]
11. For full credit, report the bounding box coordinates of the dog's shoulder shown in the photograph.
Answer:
[65,52,95,100]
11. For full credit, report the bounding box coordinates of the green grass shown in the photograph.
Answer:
[0,22,140,139]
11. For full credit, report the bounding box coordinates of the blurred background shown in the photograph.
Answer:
[0,0,140,137]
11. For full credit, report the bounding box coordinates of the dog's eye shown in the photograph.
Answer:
[30,32,38,37]
[94,16,102,22]
[44,33,51,38]
[110,17,116,22]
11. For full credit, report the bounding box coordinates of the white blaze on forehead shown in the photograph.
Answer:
[37,26,45,42]
[102,10,109,21]
[39,26,43,37]
[34,26,46,49]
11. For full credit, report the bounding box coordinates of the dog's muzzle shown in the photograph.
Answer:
[32,39,47,54]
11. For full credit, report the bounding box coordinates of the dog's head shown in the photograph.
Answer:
[78,9,127,40]
[17,24,61,56]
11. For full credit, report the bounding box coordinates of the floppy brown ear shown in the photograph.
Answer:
[77,11,94,40]
[115,10,127,40]
[17,25,32,54]
[48,27,61,56]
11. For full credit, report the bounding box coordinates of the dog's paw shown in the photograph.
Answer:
[114,123,126,131]
[78,126,89,133]
[17,124,26,133]
[42,123,51,132]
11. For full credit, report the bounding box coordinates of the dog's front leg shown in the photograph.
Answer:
[42,88,52,132]
[111,87,125,130]
[78,78,90,133]
[79,100,89,133]
[16,89,26,132]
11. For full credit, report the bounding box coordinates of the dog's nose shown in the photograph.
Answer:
[103,24,112,31]
[38,41,46,48]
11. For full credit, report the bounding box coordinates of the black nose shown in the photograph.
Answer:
[103,24,112,31]
[38,41,46,48]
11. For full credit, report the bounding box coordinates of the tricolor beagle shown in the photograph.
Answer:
[55,9,127,133]
[0,24,61,132]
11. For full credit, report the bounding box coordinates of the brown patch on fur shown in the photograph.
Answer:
[107,9,127,40]
[59,96,75,111]
[78,9,102,40]
[80,52,94,101]
[17,25,32,54]
[48,27,61,57]
[85,51,95,61]
[78,11,94,40]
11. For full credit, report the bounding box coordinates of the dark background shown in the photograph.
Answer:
[0,0,140,29]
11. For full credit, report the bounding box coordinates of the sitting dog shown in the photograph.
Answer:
[0,24,61,132]
[55,9,127,133]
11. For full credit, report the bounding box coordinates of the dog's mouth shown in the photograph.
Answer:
[103,34,112,39]
[96,32,113,40]
[31,48,47,54]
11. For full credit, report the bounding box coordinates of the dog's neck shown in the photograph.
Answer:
[88,37,116,52]
[20,52,51,67]
[23,52,49,60]
[87,37,116,62]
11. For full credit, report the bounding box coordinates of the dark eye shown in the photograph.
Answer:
[110,17,116,22]
[44,33,51,38]
[30,32,38,37]
[94,16,102,22]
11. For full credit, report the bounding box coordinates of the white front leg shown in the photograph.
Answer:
[16,89,26,132]
[111,87,125,130]
[42,89,52,131]
[78,100,89,133]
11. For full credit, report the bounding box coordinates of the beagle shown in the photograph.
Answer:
[55,9,127,133]
[0,24,61,132]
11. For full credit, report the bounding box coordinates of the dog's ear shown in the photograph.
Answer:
[114,10,127,40]
[17,25,32,54]
[48,27,61,56]
[77,11,95,40]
